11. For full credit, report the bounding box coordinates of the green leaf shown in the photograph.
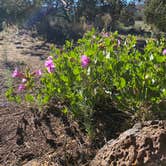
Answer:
[60,75,68,83]
[73,67,80,75]
[119,77,126,89]
[62,107,68,114]
[155,56,166,63]
[25,94,34,102]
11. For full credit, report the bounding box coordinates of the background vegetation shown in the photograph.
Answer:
[0,0,165,44]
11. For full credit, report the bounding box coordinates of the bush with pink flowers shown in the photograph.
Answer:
[6,67,42,103]
[6,30,166,136]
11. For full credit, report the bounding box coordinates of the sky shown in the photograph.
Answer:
[127,0,133,3]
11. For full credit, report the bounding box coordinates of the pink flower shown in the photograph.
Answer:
[81,55,90,68]
[35,69,42,76]
[12,68,23,78]
[44,56,55,73]
[162,49,166,55]
[18,84,26,91]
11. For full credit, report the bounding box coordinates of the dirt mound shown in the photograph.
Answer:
[0,104,95,165]
[90,120,166,166]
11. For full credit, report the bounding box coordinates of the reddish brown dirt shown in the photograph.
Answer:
[0,104,95,166]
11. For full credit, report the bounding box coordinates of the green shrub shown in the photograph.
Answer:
[6,30,166,136]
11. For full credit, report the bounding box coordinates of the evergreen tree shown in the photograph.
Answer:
[144,0,166,32]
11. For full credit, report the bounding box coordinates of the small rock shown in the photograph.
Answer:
[14,41,21,45]
[16,45,24,49]
[23,159,41,166]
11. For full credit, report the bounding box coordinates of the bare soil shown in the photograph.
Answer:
[0,104,95,166]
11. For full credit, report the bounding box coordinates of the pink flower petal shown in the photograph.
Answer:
[12,68,20,78]
[12,68,24,78]
[35,69,42,76]
[81,55,90,68]
[18,84,26,91]
[44,56,55,73]
[162,49,166,55]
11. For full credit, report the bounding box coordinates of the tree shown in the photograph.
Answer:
[76,0,127,30]
[120,2,136,26]
[76,0,97,22]
[0,0,131,43]
[144,0,166,32]
[0,0,39,25]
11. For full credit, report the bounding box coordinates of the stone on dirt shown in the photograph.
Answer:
[90,120,166,166]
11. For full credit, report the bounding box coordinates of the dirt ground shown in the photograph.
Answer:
[0,104,95,166]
